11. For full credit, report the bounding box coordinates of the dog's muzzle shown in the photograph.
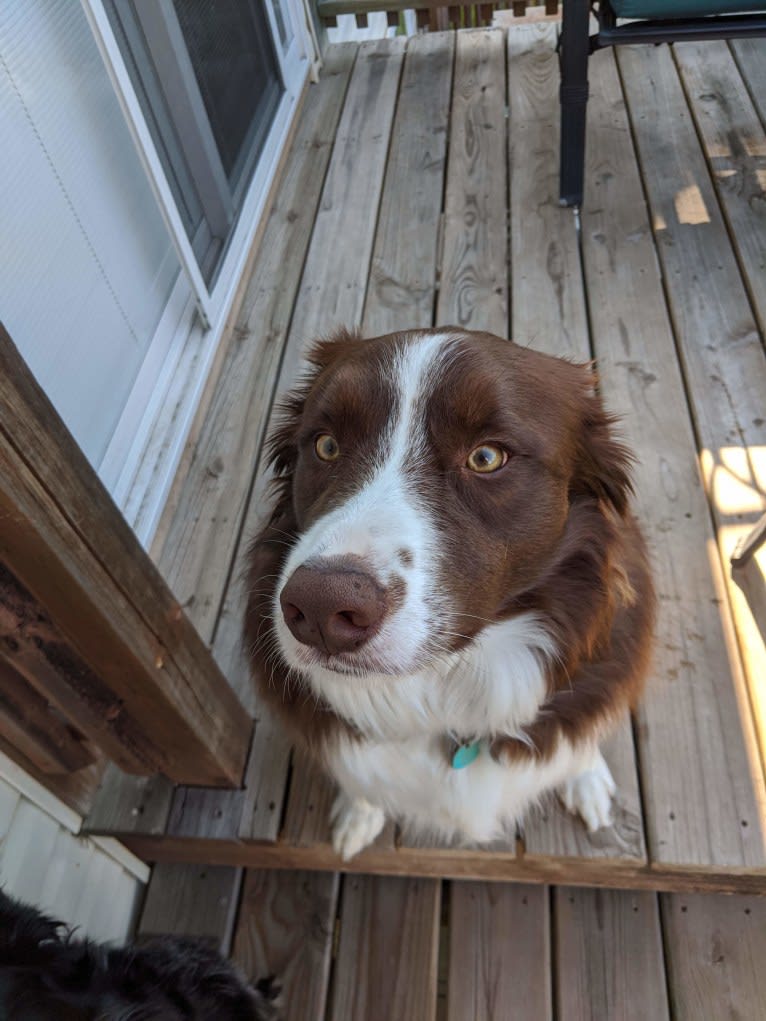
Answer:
[280,556,388,655]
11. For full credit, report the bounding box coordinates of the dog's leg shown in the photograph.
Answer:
[558,749,616,831]
[331,792,385,860]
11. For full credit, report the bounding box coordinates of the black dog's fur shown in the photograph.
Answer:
[0,890,281,1021]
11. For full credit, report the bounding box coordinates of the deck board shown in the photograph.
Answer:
[88,28,766,894]
[447,883,551,1021]
[508,23,585,361]
[231,869,339,1021]
[328,876,441,1021]
[138,862,243,953]
[437,28,508,333]
[731,37,766,130]
[524,718,647,865]
[280,35,406,382]
[661,891,766,1018]
[363,30,455,335]
[555,888,669,1021]
[674,40,766,339]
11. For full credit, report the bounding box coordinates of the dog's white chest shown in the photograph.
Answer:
[327,730,591,845]
[320,614,584,844]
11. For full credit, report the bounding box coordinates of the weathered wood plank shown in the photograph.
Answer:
[524,717,646,864]
[448,883,551,1021]
[0,654,94,774]
[232,870,340,1021]
[555,888,669,1021]
[138,863,243,953]
[437,29,508,334]
[508,22,587,361]
[166,784,245,840]
[661,891,766,1018]
[85,763,174,836]
[329,876,441,1021]
[731,37,766,125]
[618,41,766,857]
[509,24,646,866]
[237,709,292,842]
[364,31,455,335]
[581,48,766,869]
[0,325,249,786]
[674,40,766,338]
[282,749,336,846]
[0,739,104,818]
[284,36,406,379]
[0,561,158,775]
[152,44,358,645]
[69,829,766,894]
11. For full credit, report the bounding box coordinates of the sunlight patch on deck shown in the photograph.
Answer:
[674,184,710,225]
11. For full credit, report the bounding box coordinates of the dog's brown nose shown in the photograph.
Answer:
[280,561,386,654]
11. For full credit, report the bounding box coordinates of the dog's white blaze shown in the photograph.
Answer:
[274,332,458,680]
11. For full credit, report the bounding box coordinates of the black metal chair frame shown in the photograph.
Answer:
[559,0,766,207]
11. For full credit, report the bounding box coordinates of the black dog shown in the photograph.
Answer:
[0,890,281,1020]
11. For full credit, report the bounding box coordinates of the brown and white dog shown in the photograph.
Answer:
[245,328,654,860]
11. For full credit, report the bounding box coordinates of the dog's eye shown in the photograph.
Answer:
[466,444,508,474]
[315,433,340,462]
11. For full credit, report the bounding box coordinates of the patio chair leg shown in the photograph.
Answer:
[559,0,592,207]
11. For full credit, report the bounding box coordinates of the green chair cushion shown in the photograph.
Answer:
[610,0,766,16]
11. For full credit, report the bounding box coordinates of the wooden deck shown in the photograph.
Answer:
[85,25,766,900]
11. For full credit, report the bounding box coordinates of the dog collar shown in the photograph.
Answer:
[450,738,481,769]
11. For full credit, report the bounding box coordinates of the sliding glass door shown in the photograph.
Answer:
[105,0,303,284]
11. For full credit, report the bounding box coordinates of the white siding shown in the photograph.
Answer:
[0,0,180,466]
[0,777,21,840]
[0,759,147,944]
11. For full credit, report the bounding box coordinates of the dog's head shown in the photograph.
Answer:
[258,328,631,687]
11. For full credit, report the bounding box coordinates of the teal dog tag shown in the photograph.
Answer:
[451,740,480,770]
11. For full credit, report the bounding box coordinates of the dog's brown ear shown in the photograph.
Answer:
[573,373,634,515]
[305,326,361,370]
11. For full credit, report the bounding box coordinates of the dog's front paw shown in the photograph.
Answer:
[331,794,385,861]
[559,752,616,832]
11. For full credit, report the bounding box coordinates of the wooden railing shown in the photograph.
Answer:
[316,1,559,30]
[0,324,250,788]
